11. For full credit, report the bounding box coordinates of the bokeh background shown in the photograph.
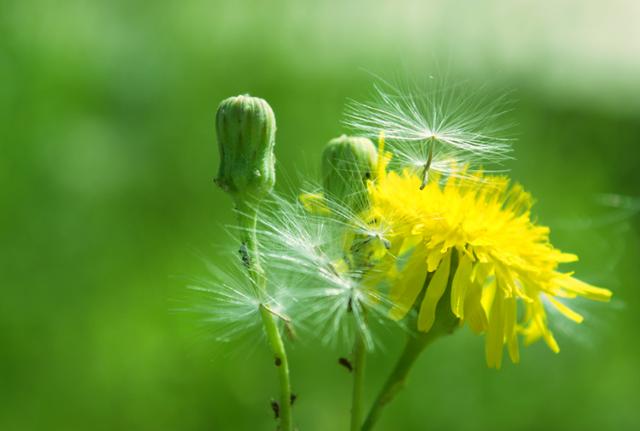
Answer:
[2,0,639,430]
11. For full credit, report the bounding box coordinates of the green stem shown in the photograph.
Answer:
[360,330,438,431]
[235,200,264,291]
[350,328,366,431]
[260,305,293,431]
[361,250,460,431]
[236,199,293,431]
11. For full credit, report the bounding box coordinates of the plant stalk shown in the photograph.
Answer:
[236,199,293,431]
[360,330,438,431]
[260,305,293,431]
[350,327,367,431]
[361,251,460,431]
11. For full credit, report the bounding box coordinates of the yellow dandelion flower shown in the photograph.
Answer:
[366,146,612,369]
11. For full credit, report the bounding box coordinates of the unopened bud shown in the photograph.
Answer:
[215,95,276,200]
[321,135,377,213]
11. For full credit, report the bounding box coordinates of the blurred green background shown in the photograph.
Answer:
[2,0,639,430]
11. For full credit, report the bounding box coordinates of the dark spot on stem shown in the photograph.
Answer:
[274,356,282,367]
[214,177,229,192]
[290,393,297,406]
[270,400,280,419]
[339,357,353,372]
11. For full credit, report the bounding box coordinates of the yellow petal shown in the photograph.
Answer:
[417,251,452,332]
[503,296,520,363]
[426,249,445,272]
[538,315,560,353]
[534,299,560,353]
[508,333,520,364]
[472,262,493,285]
[481,280,497,316]
[451,253,473,319]
[464,279,488,334]
[556,276,612,302]
[485,285,505,369]
[547,296,584,323]
[389,250,429,321]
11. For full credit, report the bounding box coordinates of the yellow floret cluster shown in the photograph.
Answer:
[364,149,611,368]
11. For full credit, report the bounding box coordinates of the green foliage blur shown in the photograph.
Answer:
[2,1,639,430]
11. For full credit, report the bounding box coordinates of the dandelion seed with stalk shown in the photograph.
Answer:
[344,75,514,187]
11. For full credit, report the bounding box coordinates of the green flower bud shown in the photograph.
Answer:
[321,135,377,214]
[215,95,276,200]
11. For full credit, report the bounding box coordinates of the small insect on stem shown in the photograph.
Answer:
[339,357,353,372]
[238,243,251,267]
[270,400,280,419]
[290,393,297,406]
[419,141,434,190]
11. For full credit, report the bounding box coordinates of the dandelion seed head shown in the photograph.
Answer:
[344,75,514,175]
[253,192,399,350]
[183,258,264,344]
[386,139,509,185]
